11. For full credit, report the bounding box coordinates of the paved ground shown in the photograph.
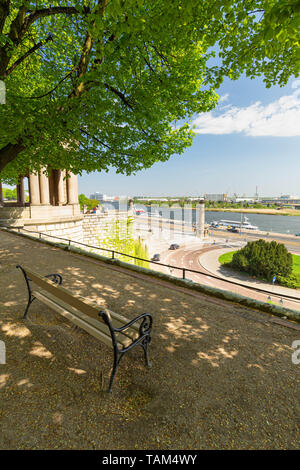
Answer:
[0,230,299,449]
[200,248,300,311]
[140,225,300,311]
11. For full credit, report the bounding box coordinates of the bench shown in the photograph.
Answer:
[17,264,153,392]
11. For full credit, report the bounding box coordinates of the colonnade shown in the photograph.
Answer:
[0,170,78,207]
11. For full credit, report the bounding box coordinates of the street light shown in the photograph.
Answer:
[240,201,243,236]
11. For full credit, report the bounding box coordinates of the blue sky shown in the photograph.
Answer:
[80,75,300,198]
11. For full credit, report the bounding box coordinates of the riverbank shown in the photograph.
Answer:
[206,208,300,216]
[139,204,300,216]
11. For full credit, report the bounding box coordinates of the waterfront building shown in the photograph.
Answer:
[204,193,228,203]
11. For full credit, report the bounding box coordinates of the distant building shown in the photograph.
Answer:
[90,192,115,202]
[230,196,256,203]
[204,193,228,202]
[260,196,300,208]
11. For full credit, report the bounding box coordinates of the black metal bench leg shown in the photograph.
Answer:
[16,265,35,319]
[107,352,124,393]
[141,336,152,367]
[23,297,35,319]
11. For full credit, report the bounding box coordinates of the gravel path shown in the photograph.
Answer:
[0,230,299,449]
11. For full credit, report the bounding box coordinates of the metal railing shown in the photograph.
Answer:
[6,226,300,305]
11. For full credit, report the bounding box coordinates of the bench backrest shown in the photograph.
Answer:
[19,265,141,332]
[21,265,106,323]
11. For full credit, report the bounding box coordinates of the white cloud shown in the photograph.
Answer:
[193,81,300,137]
[291,80,300,89]
[218,93,229,103]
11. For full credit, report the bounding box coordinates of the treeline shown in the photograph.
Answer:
[3,187,17,200]
[133,198,279,210]
[78,194,102,211]
[133,197,201,208]
[205,201,278,209]
[2,187,29,202]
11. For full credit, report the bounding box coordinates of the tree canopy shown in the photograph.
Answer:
[0,0,299,183]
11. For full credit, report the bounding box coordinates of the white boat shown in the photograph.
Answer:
[218,216,258,230]
[134,208,146,215]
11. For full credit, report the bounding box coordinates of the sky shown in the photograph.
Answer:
[78,75,299,198]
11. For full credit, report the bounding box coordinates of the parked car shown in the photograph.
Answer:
[169,243,180,250]
[295,233,300,236]
[152,253,161,262]
[227,227,239,233]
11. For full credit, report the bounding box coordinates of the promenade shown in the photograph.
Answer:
[200,248,300,309]
[0,229,299,449]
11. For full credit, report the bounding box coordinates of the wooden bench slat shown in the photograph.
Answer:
[23,266,140,332]
[34,290,138,348]
[33,291,117,348]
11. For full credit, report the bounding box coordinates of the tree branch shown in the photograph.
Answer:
[19,7,82,43]
[19,67,78,100]
[0,140,25,173]
[104,83,134,110]
[80,128,135,157]
[68,1,109,99]
[4,34,53,77]
[0,0,10,34]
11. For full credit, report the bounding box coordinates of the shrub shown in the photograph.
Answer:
[230,239,293,281]
[134,240,149,269]
[276,274,298,289]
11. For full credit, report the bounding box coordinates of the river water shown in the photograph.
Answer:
[103,203,300,235]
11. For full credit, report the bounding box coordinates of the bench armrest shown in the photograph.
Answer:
[99,311,152,337]
[45,273,63,285]
[115,313,152,337]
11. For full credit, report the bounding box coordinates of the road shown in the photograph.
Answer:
[135,215,300,253]
[152,244,300,312]
[208,228,300,254]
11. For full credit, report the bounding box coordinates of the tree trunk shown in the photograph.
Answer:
[0,141,25,173]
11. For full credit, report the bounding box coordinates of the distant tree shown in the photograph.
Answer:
[166,198,174,208]
[178,198,185,208]
[3,187,17,200]
[78,193,101,211]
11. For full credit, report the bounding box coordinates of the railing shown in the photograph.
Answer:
[6,226,300,305]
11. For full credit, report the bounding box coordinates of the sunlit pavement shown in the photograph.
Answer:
[143,231,300,312]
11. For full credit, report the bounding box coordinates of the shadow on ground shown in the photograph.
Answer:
[0,231,299,449]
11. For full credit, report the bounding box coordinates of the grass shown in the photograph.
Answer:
[219,251,236,265]
[219,251,300,288]
[292,253,300,275]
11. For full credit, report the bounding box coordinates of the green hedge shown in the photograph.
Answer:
[230,239,293,281]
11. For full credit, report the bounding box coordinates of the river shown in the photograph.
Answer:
[102,203,300,235]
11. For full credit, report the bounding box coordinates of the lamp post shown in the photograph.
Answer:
[240,201,243,236]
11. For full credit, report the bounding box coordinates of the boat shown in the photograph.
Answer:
[134,208,146,215]
[217,216,258,230]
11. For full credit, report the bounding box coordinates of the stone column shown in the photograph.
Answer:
[66,172,78,205]
[29,173,40,205]
[17,177,25,206]
[56,170,65,205]
[0,181,3,206]
[39,170,50,205]
[197,199,205,239]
